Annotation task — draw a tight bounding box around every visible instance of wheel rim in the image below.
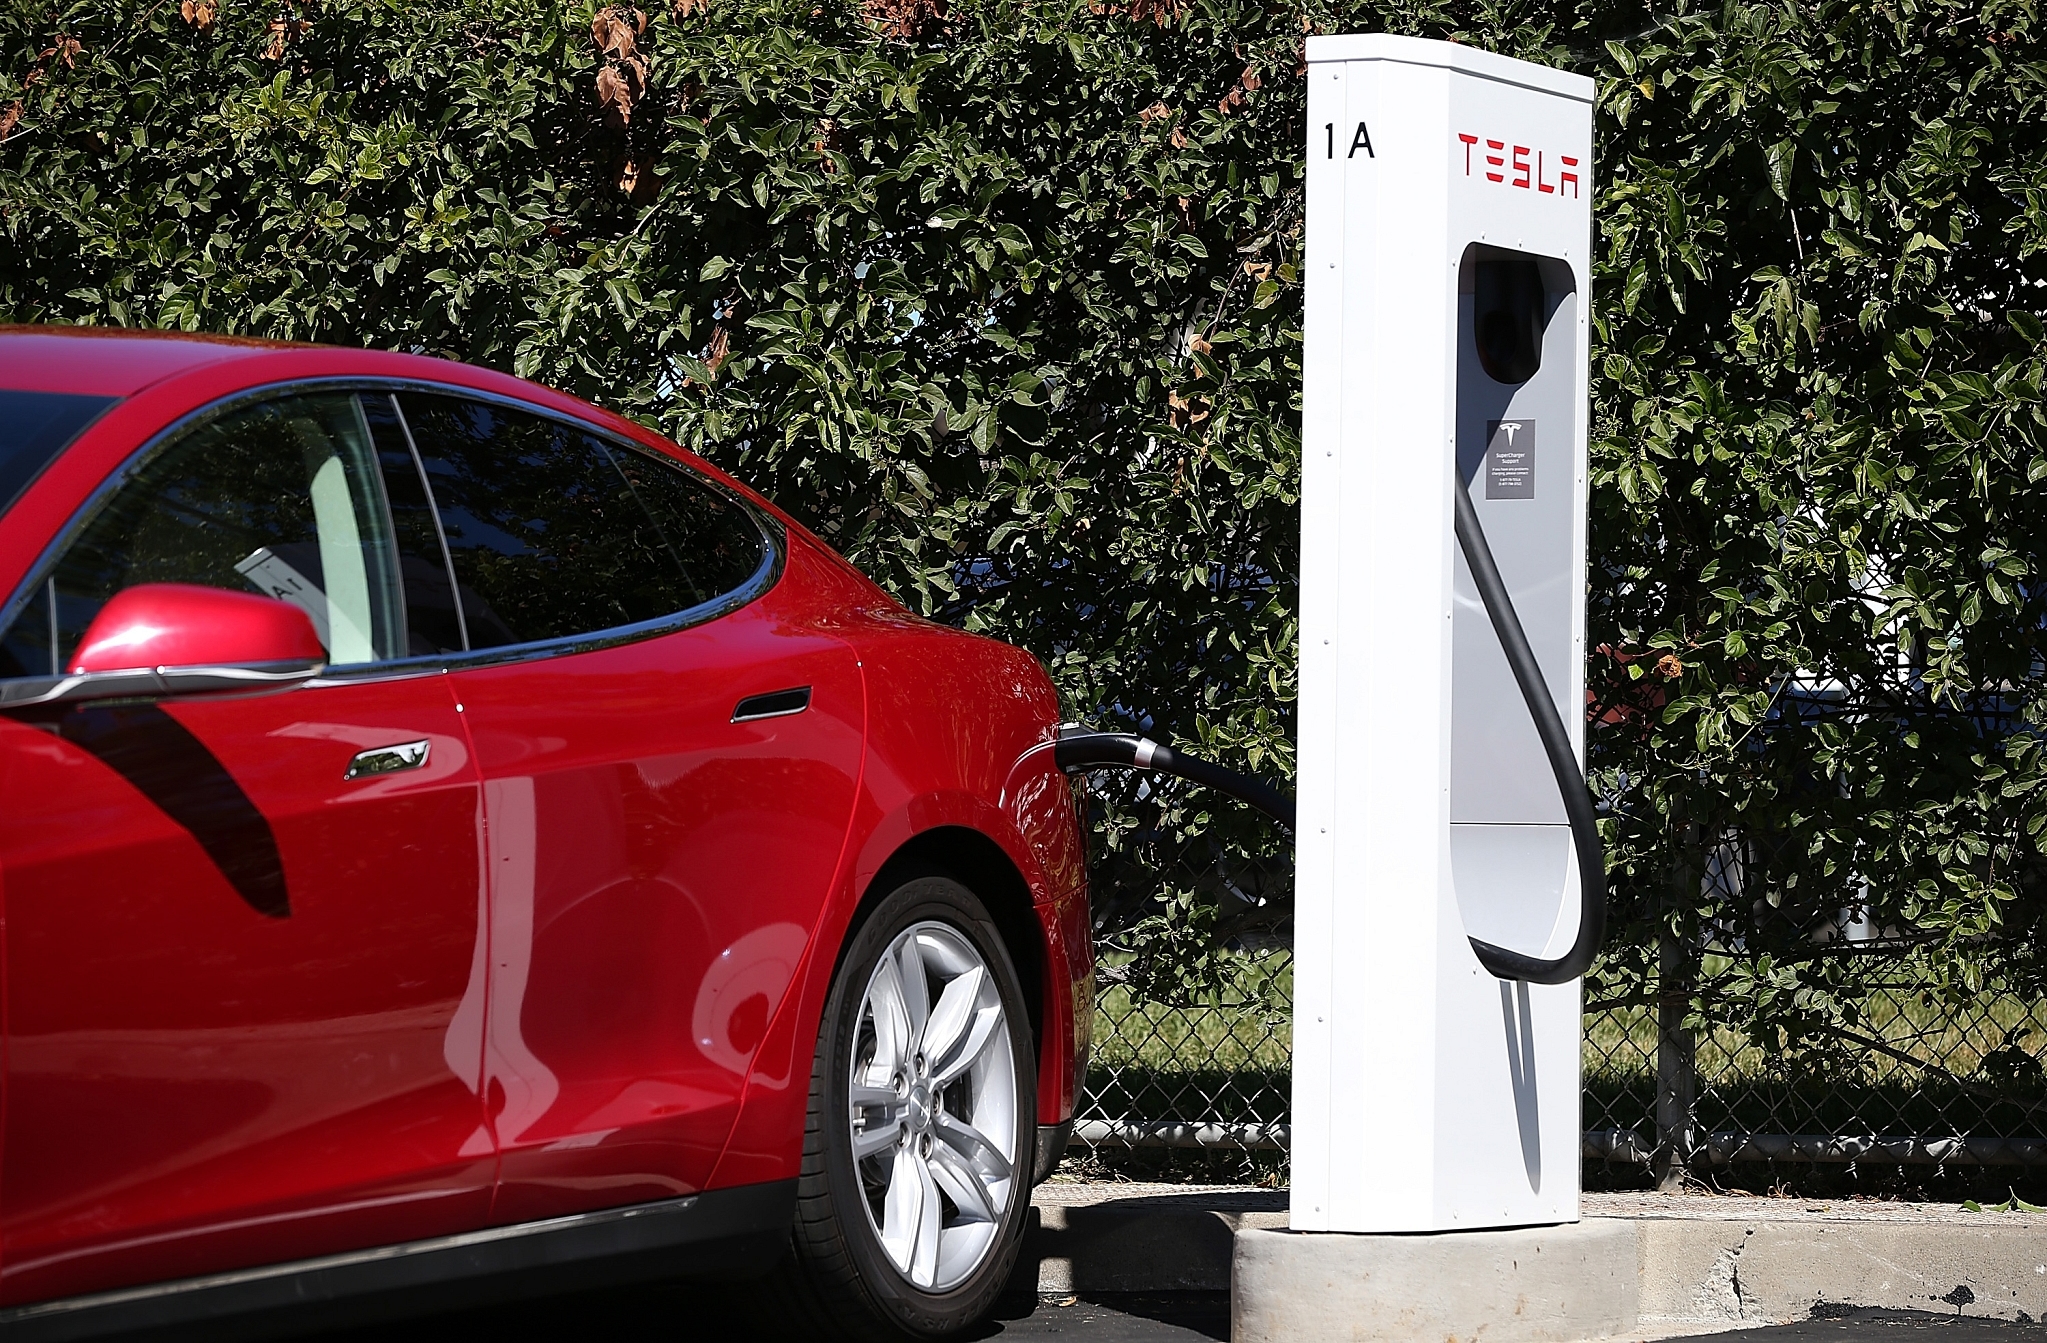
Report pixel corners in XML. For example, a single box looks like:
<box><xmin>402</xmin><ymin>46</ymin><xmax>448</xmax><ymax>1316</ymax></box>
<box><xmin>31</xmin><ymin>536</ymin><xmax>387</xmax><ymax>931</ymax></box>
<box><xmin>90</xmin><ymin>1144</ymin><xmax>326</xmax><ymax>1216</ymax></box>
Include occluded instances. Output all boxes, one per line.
<box><xmin>848</xmin><ymin>920</ymin><xmax>1019</xmax><ymax>1292</ymax></box>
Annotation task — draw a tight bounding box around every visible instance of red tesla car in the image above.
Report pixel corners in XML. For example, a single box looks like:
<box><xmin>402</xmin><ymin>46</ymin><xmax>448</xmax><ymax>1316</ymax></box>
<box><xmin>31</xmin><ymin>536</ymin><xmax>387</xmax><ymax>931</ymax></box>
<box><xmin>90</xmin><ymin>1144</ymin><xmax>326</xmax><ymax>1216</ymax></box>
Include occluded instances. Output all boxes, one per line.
<box><xmin>0</xmin><ymin>326</ymin><xmax>1091</xmax><ymax>1340</ymax></box>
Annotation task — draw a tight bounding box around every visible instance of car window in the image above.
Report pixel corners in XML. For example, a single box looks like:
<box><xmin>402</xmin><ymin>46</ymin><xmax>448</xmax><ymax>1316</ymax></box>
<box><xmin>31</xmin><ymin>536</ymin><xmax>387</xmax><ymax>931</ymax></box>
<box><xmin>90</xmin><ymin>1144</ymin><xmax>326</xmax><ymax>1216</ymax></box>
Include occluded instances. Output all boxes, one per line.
<box><xmin>395</xmin><ymin>392</ymin><xmax>765</xmax><ymax>650</ymax></box>
<box><xmin>0</xmin><ymin>392</ymin><xmax>405</xmax><ymax>677</ymax></box>
<box><xmin>610</xmin><ymin>441</ymin><xmax>770</xmax><ymax>610</ymax></box>
<box><xmin>0</xmin><ymin>390</ymin><xmax>117</xmax><ymax>517</ymax></box>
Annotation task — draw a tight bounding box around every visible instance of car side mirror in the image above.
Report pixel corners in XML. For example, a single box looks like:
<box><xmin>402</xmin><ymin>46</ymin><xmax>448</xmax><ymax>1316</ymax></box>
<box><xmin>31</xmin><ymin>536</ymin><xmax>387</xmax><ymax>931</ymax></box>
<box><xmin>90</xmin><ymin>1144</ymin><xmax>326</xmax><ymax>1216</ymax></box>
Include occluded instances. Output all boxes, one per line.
<box><xmin>1</xmin><ymin>583</ymin><xmax>327</xmax><ymax>710</ymax></box>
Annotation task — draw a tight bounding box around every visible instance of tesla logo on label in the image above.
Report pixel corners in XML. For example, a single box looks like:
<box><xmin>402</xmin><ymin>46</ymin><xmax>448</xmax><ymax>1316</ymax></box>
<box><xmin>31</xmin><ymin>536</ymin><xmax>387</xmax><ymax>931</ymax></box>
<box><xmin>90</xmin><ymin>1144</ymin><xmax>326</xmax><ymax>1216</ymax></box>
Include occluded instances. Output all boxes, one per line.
<box><xmin>1486</xmin><ymin>420</ymin><xmax>1535</xmax><ymax>499</ymax></box>
<box><xmin>1458</xmin><ymin>134</ymin><xmax>1579</xmax><ymax>197</ymax></box>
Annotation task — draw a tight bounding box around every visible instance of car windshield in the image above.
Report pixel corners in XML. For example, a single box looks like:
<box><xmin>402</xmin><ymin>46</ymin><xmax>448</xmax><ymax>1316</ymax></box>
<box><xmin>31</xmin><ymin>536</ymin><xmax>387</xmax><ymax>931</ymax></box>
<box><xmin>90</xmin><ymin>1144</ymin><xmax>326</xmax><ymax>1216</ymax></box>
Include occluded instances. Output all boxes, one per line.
<box><xmin>0</xmin><ymin>390</ymin><xmax>118</xmax><ymax>517</ymax></box>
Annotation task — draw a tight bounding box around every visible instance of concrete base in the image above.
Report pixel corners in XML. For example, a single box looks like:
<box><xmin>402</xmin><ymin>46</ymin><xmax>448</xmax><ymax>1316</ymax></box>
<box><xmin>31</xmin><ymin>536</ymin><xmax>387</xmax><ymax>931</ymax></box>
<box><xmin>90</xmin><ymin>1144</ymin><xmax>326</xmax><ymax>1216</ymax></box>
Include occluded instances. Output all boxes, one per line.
<box><xmin>1233</xmin><ymin>1214</ymin><xmax>2047</xmax><ymax>1341</ymax></box>
<box><xmin>1233</xmin><ymin>1221</ymin><xmax>1637</xmax><ymax>1343</ymax></box>
<box><xmin>1634</xmin><ymin>1218</ymin><xmax>2047</xmax><ymax>1327</ymax></box>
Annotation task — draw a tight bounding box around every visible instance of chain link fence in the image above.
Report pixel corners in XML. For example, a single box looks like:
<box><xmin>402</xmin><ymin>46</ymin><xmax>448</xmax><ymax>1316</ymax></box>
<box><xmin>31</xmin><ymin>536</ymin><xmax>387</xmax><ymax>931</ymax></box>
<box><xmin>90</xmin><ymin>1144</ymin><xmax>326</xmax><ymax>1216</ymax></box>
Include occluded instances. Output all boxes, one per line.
<box><xmin>1071</xmin><ymin>937</ymin><xmax>2047</xmax><ymax>1189</ymax></box>
<box><xmin>1074</xmin><ymin>941</ymin><xmax>1294</xmax><ymax>1161</ymax></box>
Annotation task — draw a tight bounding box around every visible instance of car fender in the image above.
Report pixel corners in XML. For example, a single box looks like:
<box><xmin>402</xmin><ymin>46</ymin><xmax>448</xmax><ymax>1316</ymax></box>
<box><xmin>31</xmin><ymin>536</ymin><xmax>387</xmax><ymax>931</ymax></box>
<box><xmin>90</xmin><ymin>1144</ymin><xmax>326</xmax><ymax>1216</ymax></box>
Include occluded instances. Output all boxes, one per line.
<box><xmin>703</xmin><ymin>621</ymin><xmax>1086</xmax><ymax>1191</ymax></box>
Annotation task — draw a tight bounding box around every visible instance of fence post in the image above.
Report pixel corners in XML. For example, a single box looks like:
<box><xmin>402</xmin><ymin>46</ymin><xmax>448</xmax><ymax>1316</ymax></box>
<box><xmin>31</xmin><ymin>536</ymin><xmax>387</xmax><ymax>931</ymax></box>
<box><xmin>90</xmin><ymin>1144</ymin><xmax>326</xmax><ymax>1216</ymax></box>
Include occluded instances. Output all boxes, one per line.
<box><xmin>1654</xmin><ymin>826</ymin><xmax>1698</xmax><ymax>1191</ymax></box>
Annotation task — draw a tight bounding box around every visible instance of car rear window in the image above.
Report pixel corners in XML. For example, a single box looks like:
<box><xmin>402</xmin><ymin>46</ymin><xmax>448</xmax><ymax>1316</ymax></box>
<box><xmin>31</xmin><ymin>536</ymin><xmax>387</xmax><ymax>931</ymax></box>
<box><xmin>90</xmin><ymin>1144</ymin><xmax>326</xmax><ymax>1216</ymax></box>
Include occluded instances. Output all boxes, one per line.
<box><xmin>0</xmin><ymin>391</ymin><xmax>117</xmax><ymax>516</ymax></box>
<box><xmin>394</xmin><ymin>392</ymin><xmax>771</xmax><ymax>650</ymax></box>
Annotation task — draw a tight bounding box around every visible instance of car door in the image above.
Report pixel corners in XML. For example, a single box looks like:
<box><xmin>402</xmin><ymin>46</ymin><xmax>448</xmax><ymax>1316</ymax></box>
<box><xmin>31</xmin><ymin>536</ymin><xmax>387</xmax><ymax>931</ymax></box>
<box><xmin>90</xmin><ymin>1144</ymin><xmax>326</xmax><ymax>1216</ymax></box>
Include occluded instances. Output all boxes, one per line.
<box><xmin>391</xmin><ymin>391</ymin><xmax>863</xmax><ymax>1222</ymax></box>
<box><xmin>0</xmin><ymin>390</ymin><xmax>494</xmax><ymax>1305</ymax></box>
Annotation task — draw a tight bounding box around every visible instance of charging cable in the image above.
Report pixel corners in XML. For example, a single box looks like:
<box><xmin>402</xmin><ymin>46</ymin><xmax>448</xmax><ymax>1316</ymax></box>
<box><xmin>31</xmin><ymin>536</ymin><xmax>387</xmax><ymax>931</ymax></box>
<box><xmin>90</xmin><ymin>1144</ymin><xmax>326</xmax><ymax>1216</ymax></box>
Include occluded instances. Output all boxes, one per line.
<box><xmin>1053</xmin><ymin>466</ymin><xmax>1605</xmax><ymax>985</ymax></box>
<box><xmin>1053</xmin><ymin>729</ymin><xmax>1294</xmax><ymax>831</ymax></box>
<box><xmin>1452</xmin><ymin>468</ymin><xmax>1606</xmax><ymax>984</ymax></box>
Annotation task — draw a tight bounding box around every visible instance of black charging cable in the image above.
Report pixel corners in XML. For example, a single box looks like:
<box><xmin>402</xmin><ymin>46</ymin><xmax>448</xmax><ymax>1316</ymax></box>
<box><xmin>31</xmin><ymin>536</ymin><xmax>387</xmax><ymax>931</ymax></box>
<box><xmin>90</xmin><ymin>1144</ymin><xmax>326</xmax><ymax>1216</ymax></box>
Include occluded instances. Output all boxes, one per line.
<box><xmin>1053</xmin><ymin>466</ymin><xmax>1605</xmax><ymax>985</ymax></box>
<box><xmin>1053</xmin><ymin>729</ymin><xmax>1295</xmax><ymax>832</ymax></box>
<box><xmin>1452</xmin><ymin>468</ymin><xmax>1606</xmax><ymax>984</ymax></box>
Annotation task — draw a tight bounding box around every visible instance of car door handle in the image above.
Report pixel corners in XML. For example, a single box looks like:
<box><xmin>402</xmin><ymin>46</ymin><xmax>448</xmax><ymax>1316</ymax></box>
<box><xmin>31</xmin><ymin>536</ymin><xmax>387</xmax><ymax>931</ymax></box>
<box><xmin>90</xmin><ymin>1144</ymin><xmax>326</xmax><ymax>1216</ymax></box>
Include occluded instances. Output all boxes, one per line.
<box><xmin>732</xmin><ymin>687</ymin><xmax>811</xmax><ymax>723</ymax></box>
<box><xmin>344</xmin><ymin>739</ymin><xmax>430</xmax><ymax>780</ymax></box>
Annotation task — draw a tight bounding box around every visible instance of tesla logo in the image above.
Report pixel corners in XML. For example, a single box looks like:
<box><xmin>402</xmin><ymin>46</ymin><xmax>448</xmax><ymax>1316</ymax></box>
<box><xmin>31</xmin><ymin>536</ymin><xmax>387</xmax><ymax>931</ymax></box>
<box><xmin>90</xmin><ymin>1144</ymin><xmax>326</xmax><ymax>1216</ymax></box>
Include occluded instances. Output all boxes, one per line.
<box><xmin>1458</xmin><ymin>134</ymin><xmax>1579</xmax><ymax>198</ymax></box>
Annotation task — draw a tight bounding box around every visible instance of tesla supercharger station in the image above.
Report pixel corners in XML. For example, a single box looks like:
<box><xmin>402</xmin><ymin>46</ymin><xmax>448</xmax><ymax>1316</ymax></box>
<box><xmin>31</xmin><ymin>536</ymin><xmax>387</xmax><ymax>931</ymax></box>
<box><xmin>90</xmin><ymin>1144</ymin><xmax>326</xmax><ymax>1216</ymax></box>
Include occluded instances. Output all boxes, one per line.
<box><xmin>1291</xmin><ymin>35</ymin><xmax>1597</xmax><ymax>1234</ymax></box>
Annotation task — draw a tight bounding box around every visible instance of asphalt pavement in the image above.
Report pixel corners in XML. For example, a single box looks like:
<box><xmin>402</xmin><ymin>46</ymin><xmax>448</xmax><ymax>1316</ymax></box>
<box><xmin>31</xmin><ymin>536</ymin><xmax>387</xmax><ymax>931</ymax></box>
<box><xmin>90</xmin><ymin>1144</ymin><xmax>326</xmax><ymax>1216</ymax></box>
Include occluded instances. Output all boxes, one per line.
<box><xmin>315</xmin><ymin>1285</ymin><xmax>1231</xmax><ymax>1341</ymax></box>
<box><xmin>317</xmin><ymin>1283</ymin><xmax>2047</xmax><ymax>1343</ymax></box>
<box><xmin>1694</xmin><ymin>1311</ymin><xmax>2047</xmax><ymax>1343</ymax></box>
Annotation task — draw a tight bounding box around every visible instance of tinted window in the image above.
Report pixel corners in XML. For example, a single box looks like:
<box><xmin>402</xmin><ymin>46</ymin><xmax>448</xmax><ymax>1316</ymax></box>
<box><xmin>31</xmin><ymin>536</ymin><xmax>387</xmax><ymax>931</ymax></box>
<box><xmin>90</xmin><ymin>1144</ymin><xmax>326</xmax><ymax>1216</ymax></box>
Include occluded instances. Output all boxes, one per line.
<box><xmin>396</xmin><ymin>393</ymin><xmax>763</xmax><ymax>649</ymax></box>
<box><xmin>0</xmin><ymin>390</ymin><xmax>116</xmax><ymax>516</ymax></box>
<box><xmin>358</xmin><ymin>393</ymin><xmax>467</xmax><ymax>656</ymax></box>
<box><xmin>0</xmin><ymin>393</ymin><xmax>404</xmax><ymax>677</ymax></box>
<box><xmin>611</xmin><ymin>443</ymin><xmax>769</xmax><ymax>609</ymax></box>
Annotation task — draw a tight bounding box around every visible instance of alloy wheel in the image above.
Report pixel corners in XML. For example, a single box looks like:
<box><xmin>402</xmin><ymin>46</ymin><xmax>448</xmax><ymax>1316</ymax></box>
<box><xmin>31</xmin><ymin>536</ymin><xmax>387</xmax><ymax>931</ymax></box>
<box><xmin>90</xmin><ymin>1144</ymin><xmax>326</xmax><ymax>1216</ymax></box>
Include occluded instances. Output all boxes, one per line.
<box><xmin>846</xmin><ymin>919</ymin><xmax>1020</xmax><ymax>1293</ymax></box>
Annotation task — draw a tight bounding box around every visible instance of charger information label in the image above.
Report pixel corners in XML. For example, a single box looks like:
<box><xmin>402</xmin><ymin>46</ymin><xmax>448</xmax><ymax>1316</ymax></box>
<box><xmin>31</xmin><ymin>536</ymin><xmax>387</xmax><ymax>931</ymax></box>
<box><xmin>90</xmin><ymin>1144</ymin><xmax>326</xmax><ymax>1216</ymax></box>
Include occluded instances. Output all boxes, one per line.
<box><xmin>1485</xmin><ymin>420</ymin><xmax>1535</xmax><ymax>499</ymax></box>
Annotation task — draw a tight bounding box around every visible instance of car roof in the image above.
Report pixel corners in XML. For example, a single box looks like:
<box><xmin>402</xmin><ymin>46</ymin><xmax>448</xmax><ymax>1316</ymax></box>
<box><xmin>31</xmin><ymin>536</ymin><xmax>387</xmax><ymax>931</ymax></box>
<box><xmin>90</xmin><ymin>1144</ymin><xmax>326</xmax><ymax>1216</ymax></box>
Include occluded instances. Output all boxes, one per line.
<box><xmin>0</xmin><ymin>324</ymin><xmax>304</xmax><ymax>398</ymax></box>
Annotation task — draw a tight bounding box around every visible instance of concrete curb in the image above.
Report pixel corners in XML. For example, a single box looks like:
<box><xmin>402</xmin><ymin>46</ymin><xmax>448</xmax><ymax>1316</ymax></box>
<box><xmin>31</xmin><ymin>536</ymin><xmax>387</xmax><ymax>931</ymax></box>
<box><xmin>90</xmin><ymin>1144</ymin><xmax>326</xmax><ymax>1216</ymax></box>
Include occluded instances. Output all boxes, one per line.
<box><xmin>1021</xmin><ymin>1185</ymin><xmax>2047</xmax><ymax>1339</ymax></box>
<box><xmin>1234</xmin><ymin>1217</ymin><xmax>2047</xmax><ymax>1341</ymax></box>
<box><xmin>1634</xmin><ymin>1217</ymin><xmax>2047</xmax><ymax>1326</ymax></box>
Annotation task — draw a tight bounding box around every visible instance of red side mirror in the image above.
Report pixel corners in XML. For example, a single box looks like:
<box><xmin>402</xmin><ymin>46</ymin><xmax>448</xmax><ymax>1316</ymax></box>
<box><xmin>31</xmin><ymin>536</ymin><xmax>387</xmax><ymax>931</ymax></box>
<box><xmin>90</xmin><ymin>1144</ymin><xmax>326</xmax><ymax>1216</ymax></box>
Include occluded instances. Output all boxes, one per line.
<box><xmin>71</xmin><ymin>583</ymin><xmax>327</xmax><ymax>674</ymax></box>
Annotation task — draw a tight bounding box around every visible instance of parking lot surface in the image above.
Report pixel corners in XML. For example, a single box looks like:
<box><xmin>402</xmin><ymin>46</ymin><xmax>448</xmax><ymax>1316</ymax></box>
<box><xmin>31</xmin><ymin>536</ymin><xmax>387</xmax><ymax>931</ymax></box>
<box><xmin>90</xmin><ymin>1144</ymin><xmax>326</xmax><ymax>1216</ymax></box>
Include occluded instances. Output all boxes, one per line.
<box><xmin>312</xmin><ymin>1287</ymin><xmax>2047</xmax><ymax>1343</ymax></box>
<box><xmin>1691</xmin><ymin>1310</ymin><xmax>2047</xmax><ymax>1342</ymax></box>
<box><xmin>315</xmin><ymin>1285</ymin><xmax>1231</xmax><ymax>1341</ymax></box>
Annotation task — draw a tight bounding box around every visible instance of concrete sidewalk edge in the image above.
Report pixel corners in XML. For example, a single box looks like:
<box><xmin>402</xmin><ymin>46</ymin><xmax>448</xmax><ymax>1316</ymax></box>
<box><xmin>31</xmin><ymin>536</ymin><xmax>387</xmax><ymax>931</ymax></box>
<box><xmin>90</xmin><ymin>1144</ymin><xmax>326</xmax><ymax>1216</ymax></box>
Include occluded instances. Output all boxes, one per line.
<box><xmin>1233</xmin><ymin>1217</ymin><xmax>2047</xmax><ymax>1342</ymax></box>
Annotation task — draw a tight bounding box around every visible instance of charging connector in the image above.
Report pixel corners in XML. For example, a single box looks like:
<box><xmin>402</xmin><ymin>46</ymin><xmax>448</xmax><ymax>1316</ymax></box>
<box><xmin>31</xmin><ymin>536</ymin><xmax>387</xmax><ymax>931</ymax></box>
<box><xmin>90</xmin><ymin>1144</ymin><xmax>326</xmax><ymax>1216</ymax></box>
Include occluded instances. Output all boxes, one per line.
<box><xmin>1053</xmin><ymin>728</ymin><xmax>1294</xmax><ymax>831</ymax></box>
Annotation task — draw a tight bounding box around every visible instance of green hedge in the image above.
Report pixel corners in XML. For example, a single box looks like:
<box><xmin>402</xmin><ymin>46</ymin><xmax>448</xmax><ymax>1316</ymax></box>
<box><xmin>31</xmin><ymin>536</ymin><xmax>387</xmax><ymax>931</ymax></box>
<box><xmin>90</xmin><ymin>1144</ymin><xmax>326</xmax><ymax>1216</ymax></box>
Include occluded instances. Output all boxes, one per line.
<box><xmin>4</xmin><ymin>0</ymin><xmax>2046</xmax><ymax>1034</ymax></box>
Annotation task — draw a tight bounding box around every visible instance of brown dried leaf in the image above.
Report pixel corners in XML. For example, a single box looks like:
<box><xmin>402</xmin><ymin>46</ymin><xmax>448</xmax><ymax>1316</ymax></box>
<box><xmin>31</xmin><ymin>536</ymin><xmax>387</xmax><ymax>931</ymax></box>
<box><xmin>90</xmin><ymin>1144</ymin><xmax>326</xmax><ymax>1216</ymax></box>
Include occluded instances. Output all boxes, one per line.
<box><xmin>592</xmin><ymin>6</ymin><xmax>646</xmax><ymax>55</ymax></box>
<box><xmin>180</xmin><ymin>0</ymin><xmax>218</xmax><ymax>32</ymax></box>
<box><xmin>616</xmin><ymin>153</ymin><xmax>660</xmax><ymax>201</ymax></box>
<box><xmin>1138</xmin><ymin>101</ymin><xmax>1171</xmax><ymax>123</ymax></box>
<box><xmin>1654</xmin><ymin>654</ymin><xmax>1685</xmax><ymax>679</ymax></box>
<box><xmin>1169</xmin><ymin>125</ymin><xmax>1188</xmax><ymax>150</ymax></box>
<box><xmin>861</xmin><ymin>0</ymin><xmax>944</xmax><ymax>42</ymax></box>
<box><xmin>1167</xmin><ymin>390</ymin><xmax>1210</xmax><ymax>428</ymax></box>
<box><xmin>597</xmin><ymin>66</ymin><xmax>637</xmax><ymax>129</ymax></box>
<box><xmin>703</xmin><ymin>325</ymin><xmax>730</xmax><ymax>375</ymax></box>
<box><xmin>0</xmin><ymin>101</ymin><xmax>21</xmax><ymax>142</ymax></box>
<box><xmin>672</xmin><ymin>0</ymin><xmax>709</xmax><ymax>17</ymax></box>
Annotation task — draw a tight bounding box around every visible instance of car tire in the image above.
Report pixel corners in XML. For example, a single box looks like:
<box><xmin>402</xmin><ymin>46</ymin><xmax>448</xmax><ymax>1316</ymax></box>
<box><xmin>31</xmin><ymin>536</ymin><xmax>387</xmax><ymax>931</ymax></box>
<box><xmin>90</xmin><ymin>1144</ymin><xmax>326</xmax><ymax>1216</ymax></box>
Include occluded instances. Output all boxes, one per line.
<box><xmin>775</xmin><ymin>875</ymin><xmax>1036</xmax><ymax>1341</ymax></box>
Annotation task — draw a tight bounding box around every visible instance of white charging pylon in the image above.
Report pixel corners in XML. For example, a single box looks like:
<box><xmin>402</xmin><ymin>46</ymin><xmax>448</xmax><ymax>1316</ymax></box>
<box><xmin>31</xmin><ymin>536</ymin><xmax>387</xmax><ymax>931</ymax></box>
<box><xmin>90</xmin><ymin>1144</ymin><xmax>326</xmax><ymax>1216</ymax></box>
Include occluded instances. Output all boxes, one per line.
<box><xmin>1291</xmin><ymin>35</ymin><xmax>1596</xmax><ymax>1233</ymax></box>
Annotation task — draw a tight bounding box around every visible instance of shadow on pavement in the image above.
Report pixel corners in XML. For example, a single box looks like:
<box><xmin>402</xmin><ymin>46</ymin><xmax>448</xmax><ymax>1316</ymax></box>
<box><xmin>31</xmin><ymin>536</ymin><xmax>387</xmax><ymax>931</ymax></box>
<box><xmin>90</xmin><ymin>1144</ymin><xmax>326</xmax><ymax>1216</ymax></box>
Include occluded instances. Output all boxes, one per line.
<box><xmin>979</xmin><ymin>1291</ymin><xmax>1229</xmax><ymax>1340</ymax></box>
<box><xmin>310</xmin><ymin>1282</ymin><xmax>1229</xmax><ymax>1342</ymax></box>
